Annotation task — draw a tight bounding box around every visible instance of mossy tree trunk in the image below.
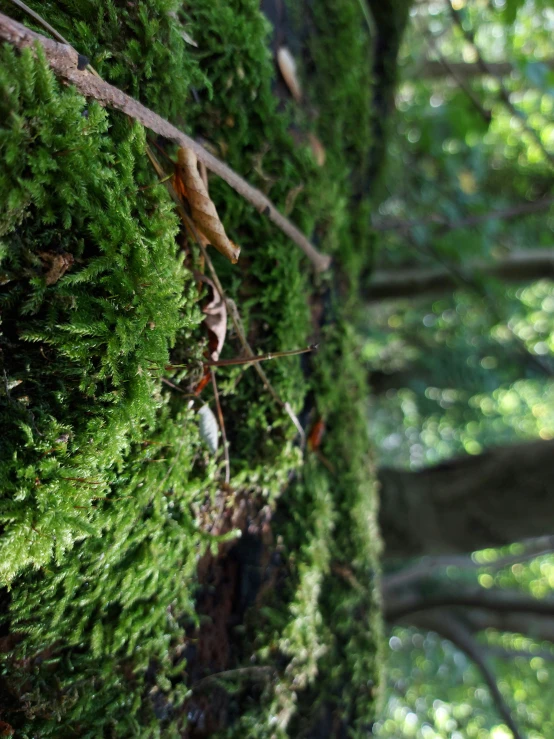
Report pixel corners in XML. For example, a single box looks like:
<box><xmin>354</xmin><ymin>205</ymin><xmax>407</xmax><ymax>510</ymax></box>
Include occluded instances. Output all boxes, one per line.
<box><xmin>378</xmin><ymin>438</ymin><xmax>554</xmax><ymax>558</ymax></box>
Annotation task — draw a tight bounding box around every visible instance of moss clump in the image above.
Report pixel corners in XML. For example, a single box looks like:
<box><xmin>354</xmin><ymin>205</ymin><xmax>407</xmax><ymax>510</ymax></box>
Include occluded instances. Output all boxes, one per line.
<box><xmin>0</xmin><ymin>44</ymin><xmax>204</xmax><ymax>582</ymax></box>
<box><xmin>0</xmin><ymin>0</ymin><xmax>396</xmax><ymax>733</ymax></box>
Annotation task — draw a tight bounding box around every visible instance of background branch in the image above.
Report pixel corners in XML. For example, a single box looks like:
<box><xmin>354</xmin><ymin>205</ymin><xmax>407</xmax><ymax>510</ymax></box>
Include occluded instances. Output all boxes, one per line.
<box><xmin>409</xmin><ymin>611</ymin><xmax>524</xmax><ymax>739</ymax></box>
<box><xmin>383</xmin><ymin>535</ymin><xmax>554</xmax><ymax>593</ymax></box>
<box><xmin>448</xmin><ymin>1</ymin><xmax>554</xmax><ymax>168</ymax></box>
<box><xmin>372</xmin><ymin>197</ymin><xmax>554</xmax><ymax>233</ymax></box>
<box><xmin>386</xmin><ymin>585</ymin><xmax>554</xmax><ymax>622</ymax></box>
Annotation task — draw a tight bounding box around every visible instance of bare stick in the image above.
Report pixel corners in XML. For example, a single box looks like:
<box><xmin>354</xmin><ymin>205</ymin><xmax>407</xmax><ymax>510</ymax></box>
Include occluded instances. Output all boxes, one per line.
<box><xmin>0</xmin><ymin>12</ymin><xmax>330</xmax><ymax>272</ymax></box>
<box><xmin>210</xmin><ymin>368</ymin><xmax>230</xmax><ymax>484</ymax></box>
<box><xmin>147</xmin><ymin>148</ymin><xmax>307</xmax><ymax>446</ymax></box>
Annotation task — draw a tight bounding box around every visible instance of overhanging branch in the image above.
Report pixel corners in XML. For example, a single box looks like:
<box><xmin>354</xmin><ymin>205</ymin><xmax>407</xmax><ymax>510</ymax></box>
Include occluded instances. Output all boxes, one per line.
<box><xmin>0</xmin><ymin>12</ymin><xmax>331</xmax><ymax>272</ymax></box>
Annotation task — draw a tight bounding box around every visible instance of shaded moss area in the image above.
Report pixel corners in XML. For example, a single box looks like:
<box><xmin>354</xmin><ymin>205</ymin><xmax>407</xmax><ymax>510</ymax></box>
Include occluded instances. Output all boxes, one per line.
<box><xmin>0</xmin><ymin>0</ymin><xmax>402</xmax><ymax>734</ymax></box>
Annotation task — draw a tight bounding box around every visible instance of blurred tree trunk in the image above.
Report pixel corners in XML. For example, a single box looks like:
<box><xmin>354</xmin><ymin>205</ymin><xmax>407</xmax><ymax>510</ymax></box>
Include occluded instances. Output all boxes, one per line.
<box><xmin>421</xmin><ymin>59</ymin><xmax>554</xmax><ymax>79</ymax></box>
<box><xmin>367</xmin><ymin>249</ymin><xmax>554</xmax><ymax>302</ymax></box>
<box><xmin>379</xmin><ymin>438</ymin><xmax>554</xmax><ymax>558</ymax></box>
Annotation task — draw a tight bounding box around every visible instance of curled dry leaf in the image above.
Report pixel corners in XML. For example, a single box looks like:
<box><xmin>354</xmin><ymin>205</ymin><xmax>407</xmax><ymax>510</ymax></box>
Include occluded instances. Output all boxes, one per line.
<box><xmin>277</xmin><ymin>47</ymin><xmax>302</xmax><ymax>103</ymax></box>
<box><xmin>177</xmin><ymin>147</ymin><xmax>240</xmax><ymax>263</ymax></box>
<box><xmin>198</xmin><ymin>274</ymin><xmax>227</xmax><ymax>361</ymax></box>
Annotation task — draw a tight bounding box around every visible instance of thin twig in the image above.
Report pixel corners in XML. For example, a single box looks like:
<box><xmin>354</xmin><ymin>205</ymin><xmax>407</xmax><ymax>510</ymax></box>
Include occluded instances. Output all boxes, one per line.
<box><xmin>0</xmin><ymin>12</ymin><xmax>330</xmax><ymax>272</ymax></box>
<box><xmin>205</xmin><ymin>344</ymin><xmax>317</xmax><ymax>367</ymax></box>
<box><xmin>210</xmin><ymin>368</ymin><xmax>230</xmax><ymax>484</ymax></box>
<box><xmin>356</xmin><ymin>0</ymin><xmax>377</xmax><ymax>39</ymax></box>
<box><xmin>146</xmin><ymin>148</ymin><xmax>307</xmax><ymax>447</ymax></box>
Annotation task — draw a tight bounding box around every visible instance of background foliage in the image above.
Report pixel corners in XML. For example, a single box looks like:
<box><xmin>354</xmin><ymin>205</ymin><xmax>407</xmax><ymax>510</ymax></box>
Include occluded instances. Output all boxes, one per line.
<box><xmin>367</xmin><ymin>1</ymin><xmax>554</xmax><ymax>737</ymax></box>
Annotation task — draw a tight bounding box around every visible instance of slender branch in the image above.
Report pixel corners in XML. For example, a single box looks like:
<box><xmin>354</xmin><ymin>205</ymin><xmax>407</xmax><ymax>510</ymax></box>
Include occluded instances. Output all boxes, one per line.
<box><xmin>368</xmin><ymin>246</ymin><xmax>554</xmax><ymax>375</ymax></box>
<box><xmin>410</xmin><ymin>612</ymin><xmax>524</xmax><ymax>739</ymax></box>
<box><xmin>373</xmin><ymin>197</ymin><xmax>554</xmax><ymax>233</ymax></box>
<box><xmin>468</xmin><ymin>609</ymin><xmax>554</xmax><ymax>646</ymax></box>
<box><xmin>0</xmin><ymin>12</ymin><xmax>331</xmax><ymax>272</ymax></box>
<box><xmin>448</xmin><ymin>1</ymin><xmax>554</xmax><ymax>168</ymax></box>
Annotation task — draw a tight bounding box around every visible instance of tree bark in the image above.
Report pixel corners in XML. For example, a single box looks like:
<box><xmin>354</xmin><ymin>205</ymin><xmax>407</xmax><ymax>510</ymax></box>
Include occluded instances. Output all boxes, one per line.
<box><xmin>367</xmin><ymin>249</ymin><xmax>554</xmax><ymax>302</ymax></box>
<box><xmin>378</xmin><ymin>438</ymin><xmax>554</xmax><ymax>558</ymax></box>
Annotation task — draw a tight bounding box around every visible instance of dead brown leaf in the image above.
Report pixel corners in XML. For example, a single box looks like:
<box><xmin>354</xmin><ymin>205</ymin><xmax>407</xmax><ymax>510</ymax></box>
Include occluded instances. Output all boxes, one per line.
<box><xmin>177</xmin><ymin>147</ymin><xmax>240</xmax><ymax>263</ymax></box>
<box><xmin>198</xmin><ymin>274</ymin><xmax>227</xmax><ymax>361</ymax></box>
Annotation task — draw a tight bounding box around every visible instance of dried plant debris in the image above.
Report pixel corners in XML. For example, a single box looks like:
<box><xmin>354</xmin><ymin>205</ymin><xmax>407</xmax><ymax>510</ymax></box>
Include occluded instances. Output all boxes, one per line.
<box><xmin>201</xmin><ymin>279</ymin><xmax>227</xmax><ymax>362</ymax></box>
<box><xmin>177</xmin><ymin>147</ymin><xmax>240</xmax><ymax>263</ymax></box>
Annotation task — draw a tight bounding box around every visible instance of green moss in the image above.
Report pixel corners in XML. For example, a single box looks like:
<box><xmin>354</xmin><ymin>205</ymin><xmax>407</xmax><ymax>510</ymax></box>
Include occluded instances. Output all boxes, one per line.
<box><xmin>0</xmin><ymin>44</ymin><xmax>204</xmax><ymax>582</ymax></box>
<box><xmin>0</xmin><ymin>0</ymin><xmax>402</xmax><ymax>733</ymax></box>
<box><xmin>0</xmin><ymin>0</ymin><xmax>208</xmax><ymax>121</ymax></box>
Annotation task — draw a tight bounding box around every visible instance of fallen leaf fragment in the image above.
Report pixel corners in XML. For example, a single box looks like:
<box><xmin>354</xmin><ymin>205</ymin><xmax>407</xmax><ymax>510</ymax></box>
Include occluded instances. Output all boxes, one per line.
<box><xmin>198</xmin><ymin>274</ymin><xmax>227</xmax><ymax>361</ymax></box>
<box><xmin>177</xmin><ymin>147</ymin><xmax>240</xmax><ymax>263</ymax></box>
<box><xmin>277</xmin><ymin>47</ymin><xmax>302</xmax><ymax>102</ymax></box>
